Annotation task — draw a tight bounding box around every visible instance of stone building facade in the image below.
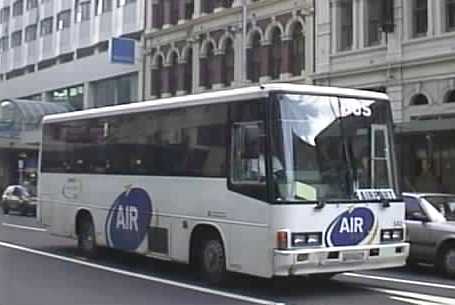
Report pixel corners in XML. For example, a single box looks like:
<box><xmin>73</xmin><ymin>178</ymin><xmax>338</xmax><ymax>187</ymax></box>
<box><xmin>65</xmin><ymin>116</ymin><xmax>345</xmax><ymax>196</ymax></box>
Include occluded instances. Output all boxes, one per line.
<box><xmin>314</xmin><ymin>0</ymin><xmax>455</xmax><ymax>193</ymax></box>
<box><xmin>141</xmin><ymin>0</ymin><xmax>313</xmax><ymax>100</ymax></box>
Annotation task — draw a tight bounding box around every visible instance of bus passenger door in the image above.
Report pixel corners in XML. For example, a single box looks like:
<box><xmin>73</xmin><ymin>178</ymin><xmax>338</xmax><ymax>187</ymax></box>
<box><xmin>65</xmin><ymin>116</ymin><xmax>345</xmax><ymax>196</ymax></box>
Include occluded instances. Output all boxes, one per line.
<box><xmin>227</xmin><ymin>120</ymin><xmax>271</xmax><ymax>277</ymax></box>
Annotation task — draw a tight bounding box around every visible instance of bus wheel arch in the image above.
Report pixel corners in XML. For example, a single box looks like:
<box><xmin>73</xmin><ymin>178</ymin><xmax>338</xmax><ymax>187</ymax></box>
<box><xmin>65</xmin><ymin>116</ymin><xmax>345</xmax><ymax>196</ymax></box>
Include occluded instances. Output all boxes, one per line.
<box><xmin>75</xmin><ymin>209</ymin><xmax>98</xmax><ymax>257</ymax></box>
<box><xmin>189</xmin><ymin>223</ymin><xmax>228</xmax><ymax>284</ymax></box>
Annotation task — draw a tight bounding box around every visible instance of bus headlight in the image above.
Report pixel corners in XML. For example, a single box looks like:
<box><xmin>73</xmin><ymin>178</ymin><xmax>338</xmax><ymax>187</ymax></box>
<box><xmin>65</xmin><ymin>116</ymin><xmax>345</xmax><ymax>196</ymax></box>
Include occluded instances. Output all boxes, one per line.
<box><xmin>291</xmin><ymin>232</ymin><xmax>323</xmax><ymax>247</ymax></box>
<box><xmin>381</xmin><ymin>229</ymin><xmax>403</xmax><ymax>242</ymax></box>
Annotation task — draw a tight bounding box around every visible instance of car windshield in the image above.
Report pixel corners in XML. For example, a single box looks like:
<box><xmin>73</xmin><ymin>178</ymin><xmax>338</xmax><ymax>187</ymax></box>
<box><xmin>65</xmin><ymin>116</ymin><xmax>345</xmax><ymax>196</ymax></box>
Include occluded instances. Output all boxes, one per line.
<box><xmin>271</xmin><ymin>94</ymin><xmax>397</xmax><ymax>202</ymax></box>
<box><xmin>424</xmin><ymin>196</ymin><xmax>455</xmax><ymax>221</ymax></box>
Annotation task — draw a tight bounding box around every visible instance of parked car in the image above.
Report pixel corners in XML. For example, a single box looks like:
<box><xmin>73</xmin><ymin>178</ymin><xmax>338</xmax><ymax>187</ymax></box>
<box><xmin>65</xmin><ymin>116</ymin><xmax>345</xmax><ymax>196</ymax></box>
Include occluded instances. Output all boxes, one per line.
<box><xmin>403</xmin><ymin>193</ymin><xmax>455</xmax><ymax>277</ymax></box>
<box><xmin>1</xmin><ymin>185</ymin><xmax>37</xmax><ymax>216</ymax></box>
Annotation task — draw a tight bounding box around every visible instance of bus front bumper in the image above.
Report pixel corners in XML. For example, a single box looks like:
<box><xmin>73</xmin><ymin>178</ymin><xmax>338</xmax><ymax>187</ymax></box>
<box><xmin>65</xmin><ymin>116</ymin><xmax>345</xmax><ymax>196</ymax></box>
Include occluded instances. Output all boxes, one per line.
<box><xmin>273</xmin><ymin>242</ymin><xmax>409</xmax><ymax>276</ymax></box>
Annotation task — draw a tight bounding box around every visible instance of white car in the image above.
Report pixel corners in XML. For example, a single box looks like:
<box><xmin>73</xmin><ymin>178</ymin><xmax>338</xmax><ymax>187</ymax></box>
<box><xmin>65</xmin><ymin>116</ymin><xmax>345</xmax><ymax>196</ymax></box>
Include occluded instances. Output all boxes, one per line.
<box><xmin>403</xmin><ymin>193</ymin><xmax>455</xmax><ymax>277</ymax></box>
<box><xmin>1</xmin><ymin>185</ymin><xmax>37</xmax><ymax>216</ymax></box>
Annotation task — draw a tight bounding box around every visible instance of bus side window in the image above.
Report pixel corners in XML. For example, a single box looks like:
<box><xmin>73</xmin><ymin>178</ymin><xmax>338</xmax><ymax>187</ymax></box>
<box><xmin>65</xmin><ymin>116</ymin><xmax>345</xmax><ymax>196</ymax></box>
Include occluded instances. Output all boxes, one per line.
<box><xmin>231</xmin><ymin>122</ymin><xmax>265</xmax><ymax>183</ymax></box>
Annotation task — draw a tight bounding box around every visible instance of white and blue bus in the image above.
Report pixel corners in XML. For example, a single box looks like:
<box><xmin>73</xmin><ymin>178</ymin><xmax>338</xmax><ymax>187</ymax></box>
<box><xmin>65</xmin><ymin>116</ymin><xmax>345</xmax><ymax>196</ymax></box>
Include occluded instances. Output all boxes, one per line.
<box><xmin>38</xmin><ymin>84</ymin><xmax>409</xmax><ymax>283</ymax></box>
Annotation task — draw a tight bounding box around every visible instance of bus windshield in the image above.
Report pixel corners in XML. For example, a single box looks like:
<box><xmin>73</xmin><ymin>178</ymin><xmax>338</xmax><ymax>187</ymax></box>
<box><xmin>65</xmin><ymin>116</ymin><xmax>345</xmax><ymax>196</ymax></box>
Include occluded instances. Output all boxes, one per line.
<box><xmin>271</xmin><ymin>94</ymin><xmax>396</xmax><ymax>202</ymax></box>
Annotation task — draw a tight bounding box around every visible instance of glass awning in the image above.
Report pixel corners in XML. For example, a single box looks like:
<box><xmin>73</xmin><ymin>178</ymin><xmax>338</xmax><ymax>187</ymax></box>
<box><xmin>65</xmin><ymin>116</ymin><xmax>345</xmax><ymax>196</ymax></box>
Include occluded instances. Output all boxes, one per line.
<box><xmin>0</xmin><ymin>99</ymin><xmax>72</xmax><ymax>136</ymax></box>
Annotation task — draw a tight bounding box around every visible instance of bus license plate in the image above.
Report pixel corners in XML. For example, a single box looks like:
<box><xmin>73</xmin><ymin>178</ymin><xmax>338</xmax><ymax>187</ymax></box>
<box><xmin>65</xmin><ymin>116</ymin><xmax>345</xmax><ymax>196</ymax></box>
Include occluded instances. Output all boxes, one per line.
<box><xmin>343</xmin><ymin>251</ymin><xmax>365</xmax><ymax>262</ymax></box>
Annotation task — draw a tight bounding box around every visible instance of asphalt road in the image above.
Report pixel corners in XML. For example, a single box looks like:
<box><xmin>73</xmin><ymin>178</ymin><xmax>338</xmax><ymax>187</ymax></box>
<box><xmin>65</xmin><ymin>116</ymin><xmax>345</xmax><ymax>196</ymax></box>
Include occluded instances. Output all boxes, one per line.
<box><xmin>0</xmin><ymin>212</ymin><xmax>454</xmax><ymax>305</ymax></box>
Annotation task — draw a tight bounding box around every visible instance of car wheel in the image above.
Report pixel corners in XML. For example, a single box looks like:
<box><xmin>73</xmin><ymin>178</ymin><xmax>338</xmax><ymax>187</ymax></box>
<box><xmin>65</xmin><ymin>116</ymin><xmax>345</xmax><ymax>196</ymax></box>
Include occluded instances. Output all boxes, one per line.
<box><xmin>441</xmin><ymin>247</ymin><xmax>455</xmax><ymax>278</ymax></box>
<box><xmin>2</xmin><ymin>205</ymin><xmax>9</xmax><ymax>215</ymax></box>
<box><xmin>77</xmin><ymin>217</ymin><xmax>98</xmax><ymax>258</ymax></box>
<box><xmin>200</xmin><ymin>237</ymin><xmax>227</xmax><ymax>285</ymax></box>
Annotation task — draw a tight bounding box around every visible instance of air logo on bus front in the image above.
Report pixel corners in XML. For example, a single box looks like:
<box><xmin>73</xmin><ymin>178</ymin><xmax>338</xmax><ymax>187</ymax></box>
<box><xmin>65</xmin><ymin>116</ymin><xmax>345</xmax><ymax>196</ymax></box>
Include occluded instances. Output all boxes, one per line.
<box><xmin>325</xmin><ymin>207</ymin><xmax>377</xmax><ymax>247</ymax></box>
<box><xmin>105</xmin><ymin>186</ymin><xmax>152</xmax><ymax>251</ymax></box>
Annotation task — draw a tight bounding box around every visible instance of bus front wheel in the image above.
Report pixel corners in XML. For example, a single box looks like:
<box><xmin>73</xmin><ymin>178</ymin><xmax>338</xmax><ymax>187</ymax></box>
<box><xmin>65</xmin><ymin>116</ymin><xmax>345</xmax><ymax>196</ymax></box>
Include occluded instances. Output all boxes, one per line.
<box><xmin>77</xmin><ymin>215</ymin><xmax>98</xmax><ymax>258</ymax></box>
<box><xmin>200</xmin><ymin>237</ymin><xmax>227</xmax><ymax>285</ymax></box>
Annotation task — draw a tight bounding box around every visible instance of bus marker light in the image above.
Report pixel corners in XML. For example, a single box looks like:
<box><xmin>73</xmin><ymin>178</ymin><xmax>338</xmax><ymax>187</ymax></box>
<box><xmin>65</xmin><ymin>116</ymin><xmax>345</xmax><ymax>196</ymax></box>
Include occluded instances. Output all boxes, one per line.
<box><xmin>277</xmin><ymin>231</ymin><xmax>288</xmax><ymax>250</ymax></box>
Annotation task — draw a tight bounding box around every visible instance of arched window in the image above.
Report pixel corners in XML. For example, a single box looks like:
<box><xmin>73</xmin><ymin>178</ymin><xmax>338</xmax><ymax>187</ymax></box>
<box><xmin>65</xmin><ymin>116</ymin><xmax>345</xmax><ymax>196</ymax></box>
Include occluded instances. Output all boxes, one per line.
<box><xmin>184</xmin><ymin>48</ymin><xmax>193</xmax><ymax>94</ymax></box>
<box><xmin>223</xmin><ymin>38</ymin><xmax>234</xmax><ymax>87</ymax></box>
<box><xmin>247</xmin><ymin>32</ymin><xmax>261</xmax><ymax>82</ymax></box>
<box><xmin>444</xmin><ymin>90</ymin><xmax>455</xmax><ymax>103</ymax></box>
<box><xmin>184</xmin><ymin>0</ymin><xmax>194</xmax><ymax>20</ymax></box>
<box><xmin>222</xmin><ymin>0</ymin><xmax>234</xmax><ymax>8</ymax></box>
<box><xmin>270</xmin><ymin>27</ymin><xmax>282</xmax><ymax>79</ymax></box>
<box><xmin>152</xmin><ymin>0</ymin><xmax>165</xmax><ymax>28</ymax></box>
<box><xmin>201</xmin><ymin>42</ymin><xmax>215</xmax><ymax>89</ymax></box>
<box><xmin>291</xmin><ymin>22</ymin><xmax>305</xmax><ymax>76</ymax></box>
<box><xmin>411</xmin><ymin>94</ymin><xmax>429</xmax><ymax>105</ymax></box>
<box><xmin>201</xmin><ymin>0</ymin><xmax>215</xmax><ymax>14</ymax></box>
<box><xmin>169</xmin><ymin>52</ymin><xmax>178</xmax><ymax>96</ymax></box>
<box><xmin>152</xmin><ymin>55</ymin><xmax>163</xmax><ymax>98</ymax></box>
<box><xmin>170</xmin><ymin>0</ymin><xmax>179</xmax><ymax>25</ymax></box>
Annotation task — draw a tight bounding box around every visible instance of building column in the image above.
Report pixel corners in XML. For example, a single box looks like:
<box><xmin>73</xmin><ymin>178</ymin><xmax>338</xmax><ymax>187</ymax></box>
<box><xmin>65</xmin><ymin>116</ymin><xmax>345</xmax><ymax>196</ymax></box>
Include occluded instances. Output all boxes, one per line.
<box><xmin>386</xmin><ymin>0</ymin><xmax>403</xmax><ymax>61</ymax></box>
<box><xmin>138</xmin><ymin>39</ymin><xmax>147</xmax><ymax>101</ymax></box>
<box><xmin>212</xmin><ymin>50</ymin><xmax>225</xmax><ymax>89</ymax></box>
<box><xmin>358</xmin><ymin>0</ymin><xmax>365</xmax><ymax>49</ymax></box>
<box><xmin>193</xmin><ymin>0</ymin><xmax>201</xmax><ymax>18</ymax></box>
<box><xmin>403</xmin><ymin>0</ymin><xmax>412</xmax><ymax>39</ymax></box>
<box><xmin>428</xmin><ymin>0</ymin><xmax>435</xmax><ymax>36</ymax></box>
<box><xmin>315</xmin><ymin>0</ymin><xmax>331</xmax><ymax>75</ymax></box>
<box><xmin>259</xmin><ymin>43</ymin><xmax>271</xmax><ymax>83</ymax></box>
<box><xmin>234</xmin><ymin>32</ymin><xmax>245</xmax><ymax>86</ymax></box>
<box><xmin>332</xmin><ymin>0</ymin><xmax>341</xmax><ymax>53</ymax></box>
<box><xmin>434</xmin><ymin>0</ymin><xmax>444</xmax><ymax>35</ymax></box>
<box><xmin>280</xmin><ymin>37</ymin><xmax>292</xmax><ymax>80</ymax></box>
<box><xmin>387</xmin><ymin>85</ymin><xmax>405</xmax><ymax>124</ymax></box>
<box><xmin>176</xmin><ymin>62</ymin><xmax>187</xmax><ymax>96</ymax></box>
<box><xmin>83</xmin><ymin>82</ymin><xmax>94</xmax><ymax>109</ymax></box>
<box><xmin>193</xmin><ymin>42</ymin><xmax>202</xmax><ymax>92</ymax></box>
<box><xmin>352</xmin><ymin>0</ymin><xmax>360</xmax><ymax>50</ymax></box>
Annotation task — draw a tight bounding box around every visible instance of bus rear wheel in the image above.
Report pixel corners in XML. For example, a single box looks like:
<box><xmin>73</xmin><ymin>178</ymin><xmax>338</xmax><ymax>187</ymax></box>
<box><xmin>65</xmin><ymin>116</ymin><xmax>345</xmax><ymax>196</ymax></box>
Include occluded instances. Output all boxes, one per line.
<box><xmin>200</xmin><ymin>237</ymin><xmax>227</xmax><ymax>285</ymax></box>
<box><xmin>77</xmin><ymin>216</ymin><xmax>98</xmax><ymax>258</ymax></box>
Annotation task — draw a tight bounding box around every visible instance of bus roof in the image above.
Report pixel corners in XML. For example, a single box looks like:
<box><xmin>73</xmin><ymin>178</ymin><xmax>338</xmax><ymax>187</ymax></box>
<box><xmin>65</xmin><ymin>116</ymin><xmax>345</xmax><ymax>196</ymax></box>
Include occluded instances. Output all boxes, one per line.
<box><xmin>42</xmin><ymin>83</ymin><xmax>389</xmax><ymax>124</ymax></box>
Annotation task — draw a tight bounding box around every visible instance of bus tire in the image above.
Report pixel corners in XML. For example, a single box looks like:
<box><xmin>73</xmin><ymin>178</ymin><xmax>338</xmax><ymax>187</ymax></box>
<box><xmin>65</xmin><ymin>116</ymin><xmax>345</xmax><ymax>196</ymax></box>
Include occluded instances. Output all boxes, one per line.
<box><xmin>200</xmin><ymin>236</ymin><xmax>227</xmax><ymax>285</ymax></box>
<box><xmin>77</xmin><ymin>215</ymin><xmax>98</xmax><ymax>258</ymax></box>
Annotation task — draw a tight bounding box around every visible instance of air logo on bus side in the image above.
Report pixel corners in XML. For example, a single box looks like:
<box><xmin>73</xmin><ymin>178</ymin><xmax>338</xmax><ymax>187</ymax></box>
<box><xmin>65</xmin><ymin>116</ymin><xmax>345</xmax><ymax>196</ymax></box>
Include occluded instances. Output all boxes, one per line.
<box><xmin>325</xmin><ymin>207</ymin><xmax>377</xmax><ymax>247</ymax></box>
<box><xmin>105</xmin><ymin>187</ymin><xmax>152</xmax><ymax>251</ymax></box>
